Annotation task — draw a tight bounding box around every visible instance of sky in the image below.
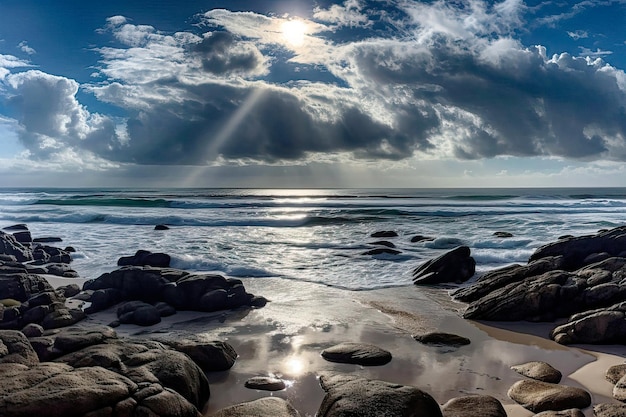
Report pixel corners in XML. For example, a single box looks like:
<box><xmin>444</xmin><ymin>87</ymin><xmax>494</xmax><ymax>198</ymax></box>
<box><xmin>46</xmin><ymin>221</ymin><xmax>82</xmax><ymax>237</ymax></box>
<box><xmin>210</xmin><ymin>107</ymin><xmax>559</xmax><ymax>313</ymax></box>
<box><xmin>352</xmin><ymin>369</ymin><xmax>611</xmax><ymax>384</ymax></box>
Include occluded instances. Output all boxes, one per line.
<box><xmin>1</xmin><ymin>0</ymin><xmax>626</xmax><ymax>188</ymax></box>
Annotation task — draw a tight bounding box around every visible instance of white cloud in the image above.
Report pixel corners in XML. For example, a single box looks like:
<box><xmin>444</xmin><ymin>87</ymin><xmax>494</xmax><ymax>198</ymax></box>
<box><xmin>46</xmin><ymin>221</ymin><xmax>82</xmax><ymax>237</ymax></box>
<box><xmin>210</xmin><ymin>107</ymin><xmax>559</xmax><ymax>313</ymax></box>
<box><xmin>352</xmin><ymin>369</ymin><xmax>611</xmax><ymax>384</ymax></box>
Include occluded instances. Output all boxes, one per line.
<box><xmin>18</xmin><ymin>41</ymin><xmax>36</xmax><ymax>55</ymax></box>
<box><xmin>567</xmin><ymin>30</ymin><xmax>589</xmax><ymax>40</ymax></box>
<box><xmin>578</xmin><ymin>46</ymin><xmax>613</xmax><ymax>58</ymax></box>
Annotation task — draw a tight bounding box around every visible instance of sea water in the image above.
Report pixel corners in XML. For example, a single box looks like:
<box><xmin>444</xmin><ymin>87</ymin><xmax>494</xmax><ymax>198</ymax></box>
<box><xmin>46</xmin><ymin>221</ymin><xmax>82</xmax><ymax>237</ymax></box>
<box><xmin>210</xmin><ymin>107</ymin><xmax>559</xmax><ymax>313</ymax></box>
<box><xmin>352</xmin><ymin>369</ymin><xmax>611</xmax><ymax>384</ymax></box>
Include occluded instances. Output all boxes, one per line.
<box><xmin>1</xmin><ymin>187</ymin><xmax>625</xmax><ymax>290</ymax></box>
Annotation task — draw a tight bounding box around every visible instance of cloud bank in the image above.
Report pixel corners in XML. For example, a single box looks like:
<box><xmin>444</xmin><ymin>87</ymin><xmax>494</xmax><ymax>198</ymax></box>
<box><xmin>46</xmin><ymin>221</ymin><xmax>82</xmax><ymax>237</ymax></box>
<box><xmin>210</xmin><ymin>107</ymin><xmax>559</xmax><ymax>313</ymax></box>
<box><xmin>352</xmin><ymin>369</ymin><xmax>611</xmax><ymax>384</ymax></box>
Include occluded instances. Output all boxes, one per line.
<box><xmin>2</xmin><ymin>0</ymin><xmax>626</xmax><ymax>172</ymax></box>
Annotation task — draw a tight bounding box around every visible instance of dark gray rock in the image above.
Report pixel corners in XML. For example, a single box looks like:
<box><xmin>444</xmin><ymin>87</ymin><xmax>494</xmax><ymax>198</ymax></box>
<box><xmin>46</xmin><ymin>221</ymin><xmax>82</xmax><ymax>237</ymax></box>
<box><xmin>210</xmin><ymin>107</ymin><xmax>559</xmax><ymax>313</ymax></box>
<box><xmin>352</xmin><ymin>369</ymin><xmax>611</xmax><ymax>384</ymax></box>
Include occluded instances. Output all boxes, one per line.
<box><xmin>154</xmin><ymin>224</ymin><xmax>170</xmax><ymax>230</ymax></box>
<box><xmin>371</xmin><ymin>231</ymin><xmax>398</xmax><ymax>238</ymax></box>
<box><xmin>117</xmin><ymin>301</ymin><xmax>162</xmax><ymax>326</ymax></box>
<box><xmin>0</xmin><ymin>231</ymin><xmax>32</xmax><ymax>262</ymax></box>
<box><xmin>321</xmin><ymin>342</ymin><xmax>392</xmax><ymax>366</ymax></box>
<box><xmin>413</xmin><ymin>246</ymin><xmax>476</xmax><ymax>285</ymax></box>
<box><xmin>493</xmin><ymin>231</ymin><xmax>513</xmax><ymax>238</ymax></box>
<box><xmin>362</xmin><ymin>247</ymin><xmax>402</xmax><ymax>256</ymax></box>
<box><xmin>33</xmin><ymin>237</ymin><xmax>63</xmax><ymax>243</ymax></box>
<box><xmin>0</xmin><ymin>330</ymin><xmax>39</xmax><ymax>365</ymax></box>
<box><xmin>245</xmin><ymin>376</ymin><xmax>286</xmax><ymax>391</ymax></box>
<box><xmin>613</xmin><ymin>373</ymin><xmax>626</xmax><ymax>401</ymax></box>
<box><xmin>159</xmin><ymin>338</ymin><xmax>237</xmax><ymax>372</ymax></box>
<box><xmin>511</xmin><ymin>361</ymin><xmax>562</xmax><ymax>383</ymax></box>
<box><xmin>368</xmin><ymin>240</ymin><xmax>396</xmax><ymax>248</ymax></box>
<box><xmin>56</xmin><ymin>284</ymin><xmax>81</xmax><ymax>298</ymax></box>
<box><xmin>21</xmin><ymin>323</ymin><xmax>44</xmax><ymax>338</ymax></box>
<box><xmin>507</xmin><ymin>380</ymin><xmax>591</xmax><ymax>413</ymax></box>
<box><xmin>0</xmin><ymin>273</ymin><xmax>52</xmax><ymax>302</ymax></box>
<box><xmin>411</xmin><ymin>235</ymin><xmax>435</xmax><ymax>243</ymax></box>
<box><xmin>212</xmin><ymin>397</ymin><xmax>300</xmax><ymax>417</ymax></box>
<box><xmin>550</xmin><ymin>302</ymin><xmax>626</xmax><ymax>344</ymax></box>
<box><xmin>318</xmin><ymin>373</ymin><xmax>442</xmax><ymax>417</ymax></box>
<box><xmin>118</xmin><ymin>249</ymin><xmax>171</xmax><ymax>268</ymax></box>
<box><xmin>441</xmin><ymin>395</ymin><xmax>506</xmax><ymax>417</ymax></box>
<box><xmin>3</xmin><ymin>224</ymin><xmax>28</xmax><ymax>231</ymax></box>
<box><xmin>413</xmin><ymin>332</ymin><xmax>471</xmax><ymax>347</ymax></box>
<box><xmin>12</xmin><ymin>230</ymin><xmax>32</xmax><ymax>245</ymax></box>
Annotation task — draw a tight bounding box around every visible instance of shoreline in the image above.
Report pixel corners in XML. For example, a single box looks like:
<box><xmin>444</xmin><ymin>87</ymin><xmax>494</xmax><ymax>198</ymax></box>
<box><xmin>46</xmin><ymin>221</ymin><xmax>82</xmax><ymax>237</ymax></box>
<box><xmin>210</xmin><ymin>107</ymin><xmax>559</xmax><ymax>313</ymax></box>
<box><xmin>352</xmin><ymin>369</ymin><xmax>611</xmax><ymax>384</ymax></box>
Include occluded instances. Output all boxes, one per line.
<box><xmin>68</xmin><ymin>276</ymin><xmax>626</xmax><ymax>416</ymax></box>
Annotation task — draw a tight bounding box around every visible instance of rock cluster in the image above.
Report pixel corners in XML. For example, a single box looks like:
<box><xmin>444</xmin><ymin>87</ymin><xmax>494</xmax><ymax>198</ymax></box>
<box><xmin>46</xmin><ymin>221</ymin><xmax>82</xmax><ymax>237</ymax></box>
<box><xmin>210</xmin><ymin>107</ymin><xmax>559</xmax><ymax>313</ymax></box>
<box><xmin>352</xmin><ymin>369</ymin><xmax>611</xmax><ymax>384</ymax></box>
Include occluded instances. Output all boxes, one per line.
<box><xmin>82</xmin><ymin>266</ymin><xmax>267</xmax><ymax>326</ymax></box>
<box><xmin>454</xmin><ymin>226</ymin><xmax>626</xmax><ymax>344</ymax></box>
<box><xmin>0</xmin><ymin>325</ymin><xmax>238</xmax><ymax>417</ymax></box>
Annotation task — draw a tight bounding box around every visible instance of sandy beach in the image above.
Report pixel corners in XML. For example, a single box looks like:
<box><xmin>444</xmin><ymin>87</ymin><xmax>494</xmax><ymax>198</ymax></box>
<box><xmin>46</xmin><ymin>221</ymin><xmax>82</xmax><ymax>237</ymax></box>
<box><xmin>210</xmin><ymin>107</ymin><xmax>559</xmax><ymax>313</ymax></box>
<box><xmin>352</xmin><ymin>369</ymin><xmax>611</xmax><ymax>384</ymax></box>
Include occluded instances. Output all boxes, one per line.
<box><xmin>63</xmin><ymin>276</ymin><xmax>626</xmax><ymax>417</ymax></box>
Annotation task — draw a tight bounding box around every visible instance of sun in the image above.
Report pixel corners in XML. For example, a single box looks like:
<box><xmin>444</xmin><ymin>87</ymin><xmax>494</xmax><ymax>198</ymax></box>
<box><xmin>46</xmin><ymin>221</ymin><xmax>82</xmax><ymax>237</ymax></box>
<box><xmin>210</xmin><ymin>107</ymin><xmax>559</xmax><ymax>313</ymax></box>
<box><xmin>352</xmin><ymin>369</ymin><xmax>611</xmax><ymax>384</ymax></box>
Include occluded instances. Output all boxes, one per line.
<box><xmin>281</xmin><ymin>19</ymin><xmax>307</xmax><ymax>47</ymax></box>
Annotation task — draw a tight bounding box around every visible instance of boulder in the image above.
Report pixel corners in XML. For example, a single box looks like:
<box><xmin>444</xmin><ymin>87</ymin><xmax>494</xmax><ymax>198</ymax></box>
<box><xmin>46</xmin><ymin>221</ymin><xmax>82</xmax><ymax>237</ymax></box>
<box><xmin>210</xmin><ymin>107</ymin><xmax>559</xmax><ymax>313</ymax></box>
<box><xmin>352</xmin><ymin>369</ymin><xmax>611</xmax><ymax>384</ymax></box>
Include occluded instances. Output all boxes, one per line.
<box><xmin>21</xmin><ymin>323</ymin><xmax>44</xmax><ymax>338</ymax></box>
<box><xmin>0</xmin><ymin>232</ymin><xmax>32</xmax><ymax>262</ymax></box>
<box><xmin>318</xmin><ymin>373</ymin><xmax>442</xmax><ymax>417</ymax></box>
<box><xmin>413</xmin><ymin>332</ymin><xmax>470</xmax><ymax>347</ymax></box>
<box><xmin>321</xmin><ymin>342</ymin><xmax>392</xmax><ymax>366</ymax></box>
<box><xmin>154</xmin><ymin>224</ymin><xmax>170</xmax><ymax>230</ymax></box>
<box><xmin>606</xmin><ymin>364</ymin><xmax>626</xmax><ymax>384</ymax></box>
<box><xmin>371</xmin><ymin>231</ymin><xmax>398</xmax><ymax>238</ymax></box>
<box><xmin>413</xmin><ymin>246</ymin><xmax>476</xmax><ymax>285</ymax></box>
<box><xmin>362</xmin><ymin>248</ymin><xmax>402</xmax><ymax>256</ymax></box>
<box><xmin>529</xmin><ymin>226</ymin><xmax>626</xmax><ymax>270</ymax></box>
<box><xmin>507</xmin><ymin>380</ymin><xmax>591</xmax><ymax>413</ymax></box>
<box><xmin>613</xmin><ymin>373</ymin><xmax>626</xmax><ymax>401</ymax></box>
<box><xmin>550</xmin><ymin>302</ymin><xmax>626</xmax><ymax>344</ymax></box>
<box><xmin>33</xmin><ymin>237</ymin><xmax>63</xmax><ymax>243</ymax></box>
<box><xmin>3</xmin><ymin>224</ymin><xmax>28</xmax><ymax>231</ymax></box>
<box><xmin>212</xmin><ymin>397</ymin><xmax>300</xmax><ymax>417</ymax></box>
<box><xmin>493</xmin><ymin>231</ymin><xmax>513</xmax><ymax>238</ymax></box>
<box><xmin>118</xmin><ymin>250</ymin><xmax>171</xmax><ymax>268</ymax></box>
<box><xmin>368</xmin><ymin>240</ymin><xmax>396</xmax><ymax>248</ymax></box>
<box><xmin>441</xmin><ymin>395</ymin><xmax>506</xmax><ymax>417</ymax></box>
<box><xmin>533</xmin><ymin>410</ymin><xmax>585</xmax><ymax>417</ymax></box>
<box><xmin>117</xmin><ymin>301</ymin><xmax>162</xmax><ymax>326</ymax></box>
<box><xmin>0</xmin><ymin>330</ymin><xmax>39</xmax><ymax>365</ymax></box>
<box><xmin>0</xmin><ymin>273</ymin><xmax>52</xmax><ymax>302</ymax></box>
<box><xmin>158</xmin><ymin>338</ymin><xmax>237</xmax><ymax>372</ymax></box>
<box><xmin>511</xmin><ymin>361</ymin><xmax>562</xmax><ymax>383</ymax></box>
<box><xmin>411</xmin><ymin>235</ymin><xmax>435</xmax><ymax>243</ymax></box>
<box><xmin>594</xmin><ymin>403</ymin><xmax>626</xmax><ymax>417</ymax></box>
<box><xmin>245</xmin><ymin>376</ymin><xmax>286</xmax><ymax>391</ymax></box>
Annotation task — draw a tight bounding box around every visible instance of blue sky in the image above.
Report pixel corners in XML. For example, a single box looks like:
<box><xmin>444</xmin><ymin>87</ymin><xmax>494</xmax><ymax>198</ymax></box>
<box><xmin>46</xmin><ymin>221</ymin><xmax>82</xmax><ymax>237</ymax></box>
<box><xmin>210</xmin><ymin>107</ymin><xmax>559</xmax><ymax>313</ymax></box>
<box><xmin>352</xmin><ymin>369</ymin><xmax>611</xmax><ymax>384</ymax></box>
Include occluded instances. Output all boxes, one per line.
<box><xmin>1</xmin><ymin>0</ymin><xmax>626</xmax><ymax>188</ymax></box>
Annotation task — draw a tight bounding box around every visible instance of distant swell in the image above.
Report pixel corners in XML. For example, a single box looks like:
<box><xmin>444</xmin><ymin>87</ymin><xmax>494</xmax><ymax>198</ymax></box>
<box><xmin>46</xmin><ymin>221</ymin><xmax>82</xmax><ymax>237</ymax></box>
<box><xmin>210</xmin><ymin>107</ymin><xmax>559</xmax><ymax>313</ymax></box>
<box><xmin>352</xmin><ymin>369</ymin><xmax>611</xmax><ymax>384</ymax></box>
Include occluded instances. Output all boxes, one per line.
<box><xmin>35</xmin><ymin>198</ymin><xmax>171</xmax><ymax>208</ymax></box>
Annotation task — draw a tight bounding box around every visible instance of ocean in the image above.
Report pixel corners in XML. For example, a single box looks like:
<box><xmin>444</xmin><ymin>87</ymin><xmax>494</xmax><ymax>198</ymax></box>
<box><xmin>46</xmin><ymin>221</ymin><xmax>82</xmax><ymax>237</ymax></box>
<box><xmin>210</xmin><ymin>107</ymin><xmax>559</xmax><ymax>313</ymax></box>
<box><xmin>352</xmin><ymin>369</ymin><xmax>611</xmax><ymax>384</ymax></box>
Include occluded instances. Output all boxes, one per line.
<box><xmin>1</xmin><ymin>187</ymin><xmax>625</xmax><ymax>290</ymax></box>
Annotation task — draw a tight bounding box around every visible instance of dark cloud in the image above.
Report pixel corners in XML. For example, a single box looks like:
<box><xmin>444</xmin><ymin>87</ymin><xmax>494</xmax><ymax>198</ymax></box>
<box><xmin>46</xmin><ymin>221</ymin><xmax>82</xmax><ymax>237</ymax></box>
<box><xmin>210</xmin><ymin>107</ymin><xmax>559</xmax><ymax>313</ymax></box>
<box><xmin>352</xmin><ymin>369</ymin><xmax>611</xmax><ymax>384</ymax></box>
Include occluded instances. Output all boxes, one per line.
<box><xmin>191</xmin><ymin>31</ymin><xmax>266</xmax><ymax>75</ymax></box>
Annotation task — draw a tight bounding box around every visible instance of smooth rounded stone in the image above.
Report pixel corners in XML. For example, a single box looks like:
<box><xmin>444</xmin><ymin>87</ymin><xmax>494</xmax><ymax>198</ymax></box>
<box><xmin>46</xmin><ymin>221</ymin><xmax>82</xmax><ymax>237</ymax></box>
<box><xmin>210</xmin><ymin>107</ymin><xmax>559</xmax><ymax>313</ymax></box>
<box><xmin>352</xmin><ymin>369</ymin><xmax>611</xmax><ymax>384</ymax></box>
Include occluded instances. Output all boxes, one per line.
<box><xmin>21</xmin><ymin>323</ymin><xmax>44</xmax><ymax>338</ymax></box>
<box><xmin>245</xmin><ymin>376</ymin><xmax>286</xmax><ymax>391</ymax></box>
<box><xmin>507</xmin><ymin>380</ymin><xmax>591</xmax><ymax>413</ymax></box>
<box><xmin>511</xmin><ymin>361</ymin><xmax>562</xmax><ymax>383</ymax></box>
<box><xmin>594</xmin><ymin>403</ymin><xmax>626</xmax><ymax>417</ymax></box>
<box><xmin>371</xmin><ymin>230</ymin><xmax>398</xmax><ymax>238</ymax></box>
<box><xmin>613</xmin><ymin>373</ymin><xmax>626</xmax><ymax>401</ymax></box>
<box><xmin>368</xmin><ymin>240</ymin><xmax>396</xmax><ymax>248</ymax></box>
<box><xmin>362</xmin><ymin>247</ymin><xmax>401</xmax><ymax>256</ymax></box>
<box><xmin>117</xmin><ymin>250</ymin><xmax>171</xmax><ymax>268</ymax></box>
<box><xmin>159</xmin><ymin>338</ymin><xmax>238</xmax><ymax>372</ymax></box>
<box><xmin>441</xmin><ymin>395</ymin><xmax>506</xmax><ymax>417</ymax></box>
<box><xmin>3</xmin><ymin>224</ymin><xmax>28</xmax><ymax>231</ymax></box>
<box><xmin>413</xmin><ymin>246</ymin><xmax>476</xmax><ymax>285</ymax></box>
<box><xmin>56</xmin><ymin>284</ymin><xmax>81</xmax><ymax>298</ymax></box>
<box><xmin>493</xmin><ymin>231</ymin><xmax>513</xmax><ymax>238</ymax></box>
<box><xmin>117</xmin><ymin>301</ymin><xmax>162</xmax><ymax>326</ymax></box>
<box><xmin>321</xmin><ymin>342</ymin><xmax>392</xmax><ymax>366</ymax></box>
<box><xmin>413</xmin><ymin>332</ymin><xmax>471</xmax><ymax>347</ymax></box>
<box><xmin>318</xmin><ymin>373</ymin><xmax>442</xmax><ymax>417</ymax></box>
<box><xmin>606</xmin><ymin>364</ymin><xmax>626</xmax><ymax>384</ymax></box>
<box><xmin>0</xmin><ymin>362</ymin><xmax>137</xmax><ymax>417</ymax></box>
<box><xmin>0</xmin><ymin>330</ymin><xmax>39</xmax><ymax>365</ymax></box>
<box><xmin>411</xmin><ymin>235</ymin><xmax>435</xmax><ymax>243</ymax></box>
<box><xmin>154</xmin><ymin>224</ymin><xmax>170</xmax><ymax>230</ymax></box>
<box><xmin>212</xmin><ymin>397</ymin><xmax>300</xmax><ymax>417</ymax></box>
<box><xmin>53</xmin><ymin>325</ymin><xmax>118</xmax><ymax>354</ymax></box>
<box><xmin>534</xmin><ymin>409</ymin><xmax>585</xmax><ymax>417</ymax></box>
<box><xmin>42</xmin><ymin>308</ymin><xmax>85</xmax><ymax>329</ymax></box>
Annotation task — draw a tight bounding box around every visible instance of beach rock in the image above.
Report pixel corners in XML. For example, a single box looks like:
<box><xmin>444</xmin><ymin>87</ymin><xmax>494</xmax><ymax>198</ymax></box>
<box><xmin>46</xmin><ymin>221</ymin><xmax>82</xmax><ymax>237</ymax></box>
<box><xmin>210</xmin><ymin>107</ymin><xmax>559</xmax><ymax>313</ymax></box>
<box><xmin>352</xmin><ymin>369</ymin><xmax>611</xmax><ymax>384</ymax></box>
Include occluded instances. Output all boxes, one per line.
<box><xmin>117</xmin><ymin>301</ymin><xmax>162</xmax><ymax>326</ymax></box>
<box><xmin>33</xmin><ymin>236</ymin><xmax>63</xmax><ymax>243</ymax></box>
<box><xmin>53</xmin><ymin>325</ymin><xmax>118</xmax><ymax>354</ymax></box>
<box><xmin>245</xmin><ymin>376</ymin><xmax>286</xmax><ymax>391</ymax></box>
<box><xmin>0</xmin><ymin>330</ymin><xmax>39</xmax><ymax>365</ymax></box>
<box><xmin>530</xmin><ymin>226</ymin><xmax>626</xmax><ymax>271</ymax></box>
<box><xmin>441</xmin><ymin>395</ymin><xmax>506</xmax><ymax>417</ymax></box>
<box><xmin>212</xmin><ymin>397</ymin><xmax>300</xmax><ymax>417</ymax></box>
<box><xmin>371</xmin><ymin>231</ymin><xmax>398</xmax><ymax>238</ymax></box>
<box><xmin>318</xmin><ymin>373</ymin><xmax>442</xmax><ymax>417</ymax></box>
<box><xmin>0</xmin><ymin>231</ymin><xmax>32</xmax><ymax>262</ymax></box>
<box><xmin>321</xmin><ymin>342</ymin><xmax>392</xmax><ymax>366</ymax></box>
<box><xmin>606</xmin><ymin>364</ymin><xmax>626</xmax><ymax>384</ymax></box>
<box><xmin>12</xmin><ymin>230</ymin><xmax>32</xmax><ymax>245</ymax></box>
<box><xmin>550</xmin><ymin>302</ymin><xmax>626</xmax><ymax>344</ymax></box>
<box><xmin>56</xmin><ymin>283</ymin><xmax>81</xmax><ymax>298</ymax></box>
<box><xmin>46</xmin><ymin>263</ymin><xmax>78</xmax><ymax>278</ymax></box>
<box><xmin>413</xmin><ymin>332</ymin><xmax>471</xmax><ymax>347</ymax></box>
<box><xmin>613</xmin><ymin>373</ymin><xmax>626</xmax><ymax>401</ymax></box>
<box><xmin>362</xmin><ymin>247</ymin><xmax>402</xmax><ymax>256</ymax></box>
<box><xmin>0</xmin><ymin>362</ymin><xmax>138</xmax><ymax>417</ymax></box>
<box><xmin>118</xmin><ymin>249</ymin><xmax>171</xmax><ymax>268</ymax></box>
<box><xmin>154</xmin><ymin>224</ymin><xmax>170</xmax><ymax>230</ymax></box>
<box><xmin>507</xmin><ymin>380</ymin><xmax>591</xmax><ymax>413</ymax></box>
<box><xmin>594</xmin><ymin>403</ymin><xmax>626</xmax><ymax>417</ymax></box>
<box><xmin>413</xmin><ymin>246</ymin><xmax>476</xmax><ymax>285</ymax></box>
<box><xmin>158</xmin><ymin>337</ymin><xmax>238</xmax><ymax>372</ymax></box>
<box><xmin>42</xmin><ymin>307</ymin><xmax>85</xmax><ymax>329</ymax></box>
<box><xmin>369</xmin><ymin>240</ymin><xmax>396</xmax><ymax>248</ymax></box>
<box><xmin>511</xmin><ymin>361</ymin><xmax>562</xmax><ymax>383</ymax></box>
<box><xmin>493</xmin><ymin>231</ymin><xmax>513</xmax><ymax>238</ymax></box>
<box><xmin>21</xmin><ymin>323</ymin><xmax>44</xmax><ymax>338</ymax></box>
<box><xmin>534</xmin><ymin>410</ymin><xmax>585</xmax><ymax>417</ymax></box>
<box><xmin>411</xmin><ymin>235</ymin><xmax>435</xmax><ymax>243</ymax></box>
<box><xmin>3</xmin><ymin>224</ymin><xmax>28</xmax><ymax>231</ymax></box>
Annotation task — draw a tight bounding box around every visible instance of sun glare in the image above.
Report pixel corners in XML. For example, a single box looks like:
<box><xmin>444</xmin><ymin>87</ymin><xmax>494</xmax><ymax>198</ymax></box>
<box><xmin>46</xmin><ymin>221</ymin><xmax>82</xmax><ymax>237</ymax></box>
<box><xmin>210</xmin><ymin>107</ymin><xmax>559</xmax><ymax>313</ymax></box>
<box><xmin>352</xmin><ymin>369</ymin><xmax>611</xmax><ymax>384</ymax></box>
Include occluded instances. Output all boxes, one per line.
<box><xmin>281</xmin><ymin>19</ymin><xmax>307</xmax><ymax>46</ymax></box>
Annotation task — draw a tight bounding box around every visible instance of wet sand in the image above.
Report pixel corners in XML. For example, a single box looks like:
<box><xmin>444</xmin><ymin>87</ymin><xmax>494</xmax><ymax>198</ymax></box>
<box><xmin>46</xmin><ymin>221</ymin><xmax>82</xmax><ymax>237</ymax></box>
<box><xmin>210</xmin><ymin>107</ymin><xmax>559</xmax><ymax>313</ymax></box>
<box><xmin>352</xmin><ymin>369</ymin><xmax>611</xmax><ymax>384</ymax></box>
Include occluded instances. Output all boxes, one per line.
<box><xmin>63</xmin><ymin>277</ymin><xmax>626</xmax><ymax>417</ymax></box>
